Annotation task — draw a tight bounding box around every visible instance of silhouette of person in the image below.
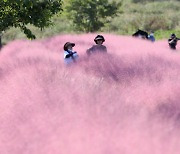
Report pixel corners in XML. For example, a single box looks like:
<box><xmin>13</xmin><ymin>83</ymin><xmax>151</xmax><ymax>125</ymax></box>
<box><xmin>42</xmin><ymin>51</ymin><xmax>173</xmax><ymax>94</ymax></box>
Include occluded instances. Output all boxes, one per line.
<box><xmin>148</xmin><ymin>32</ymin><xmax>155</xmax><ymax>42</ymax></box>
<box><xmin>86</xmin><ymin>35</ymin><xmax>107</xmax><ymax>55</ymax></box>
<box><xmin>63</xmin><ymin>42</ymin><xmax>79</xmax><ymax>64</ymax></box>
<box><xmin>168</xmin><ymin>33</ymin><xmax>179</xmax><ymax>50</ymax></box>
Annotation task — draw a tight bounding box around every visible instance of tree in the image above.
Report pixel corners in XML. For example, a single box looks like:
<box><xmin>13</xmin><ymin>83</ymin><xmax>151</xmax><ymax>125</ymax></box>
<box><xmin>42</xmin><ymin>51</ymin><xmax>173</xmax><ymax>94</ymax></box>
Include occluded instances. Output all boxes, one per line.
<box><xmin>0</xmin><ymin>0</ymin><xmax>63</xmax><ymax>48</ymax></box>
<box><xmin>66</xmin><ymin>0</ymin><xmax>121</xmax><ymax>32</ymax></box>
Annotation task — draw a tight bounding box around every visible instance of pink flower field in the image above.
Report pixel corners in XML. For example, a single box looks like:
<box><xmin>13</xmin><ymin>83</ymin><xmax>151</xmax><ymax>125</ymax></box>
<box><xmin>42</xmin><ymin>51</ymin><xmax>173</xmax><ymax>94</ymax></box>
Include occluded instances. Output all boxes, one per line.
<box><xmin>0</xmin><ymin>34</ymin><xmax>180</xmax><ymax>154</ymax></box>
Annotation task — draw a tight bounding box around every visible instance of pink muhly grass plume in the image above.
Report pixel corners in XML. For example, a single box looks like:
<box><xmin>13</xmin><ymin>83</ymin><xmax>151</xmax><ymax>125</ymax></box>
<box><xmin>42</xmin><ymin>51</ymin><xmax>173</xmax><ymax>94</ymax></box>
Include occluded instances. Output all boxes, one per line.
<box><xmin>0</xmin><ymin>33</ymin><xmax>180</xmax><ymax>154</ymax></box>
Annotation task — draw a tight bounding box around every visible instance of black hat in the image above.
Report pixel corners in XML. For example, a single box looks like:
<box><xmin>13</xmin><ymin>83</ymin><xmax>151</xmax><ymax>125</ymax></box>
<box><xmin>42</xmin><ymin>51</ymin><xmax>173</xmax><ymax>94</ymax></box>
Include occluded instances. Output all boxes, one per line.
<box><xmin>64</xmin><ymin>42</ymin><xmax>75</xmax><ymax>51</ymax></box>
<box><xmin>94</xmin><ymin>35</ymin><xmax>105</xmax><ymax>43</ymax></box>
<box><xmin>132</xmin><ymin>29</ymin><xmax>148</xmax><ymax>39</ymax></box>
<box><xmin>171</xmin><ymin>33</ymin><xmax>176</xmax><ymax>37</ymax></box>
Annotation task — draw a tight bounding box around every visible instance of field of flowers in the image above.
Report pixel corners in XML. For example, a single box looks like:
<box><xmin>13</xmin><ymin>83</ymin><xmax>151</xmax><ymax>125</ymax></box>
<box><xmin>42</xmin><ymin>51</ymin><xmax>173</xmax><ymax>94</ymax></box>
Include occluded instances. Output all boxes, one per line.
<box><xmin>0</xmin><ymin>34</ymin><xmax>180</xmax><ymax>153</ymax></box>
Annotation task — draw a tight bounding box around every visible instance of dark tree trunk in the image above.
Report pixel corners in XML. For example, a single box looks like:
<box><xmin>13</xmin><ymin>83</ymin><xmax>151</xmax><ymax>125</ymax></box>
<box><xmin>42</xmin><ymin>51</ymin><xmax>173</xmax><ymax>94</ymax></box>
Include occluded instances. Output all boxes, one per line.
<box><xmin>0</xmin><ymin>35</ymin><xmax>2</xmax><ymax>50</ymax></box>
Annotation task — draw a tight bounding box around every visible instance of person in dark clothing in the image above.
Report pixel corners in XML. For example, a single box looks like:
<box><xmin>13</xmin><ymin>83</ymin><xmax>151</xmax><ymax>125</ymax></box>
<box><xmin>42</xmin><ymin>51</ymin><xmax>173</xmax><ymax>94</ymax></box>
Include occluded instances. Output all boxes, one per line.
<box><xmin>168</xmin><ymin>33</ymin><xmax>180</xmax><ymax>50</ymax></box>
<box><xmin>132</xmin><ymin>29</ymin><xmax>148</xmax><ymax>40</ymax></box>
<box><xmin>63</xmin><ymin>42</ymin><xmax>78</xmax><ymax>64</ymax></box>
<box><xmin>148</xmin><ymin>32</ymin><xmax>155</xmax><ymax>42</ymax></box>
<box><xmin>86</xmin><ymin>35</ymin><xmax>107</xmax><ymax>55</ymax></box>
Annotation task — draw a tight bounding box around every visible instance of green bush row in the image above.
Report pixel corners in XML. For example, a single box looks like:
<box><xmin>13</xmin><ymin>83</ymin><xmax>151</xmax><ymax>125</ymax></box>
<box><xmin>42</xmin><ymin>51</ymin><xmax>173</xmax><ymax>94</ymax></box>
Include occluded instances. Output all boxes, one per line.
<box><xmin>2</xmin><ymin>0</ymin><xmax>180</xmax><ymax>44</ymax></box>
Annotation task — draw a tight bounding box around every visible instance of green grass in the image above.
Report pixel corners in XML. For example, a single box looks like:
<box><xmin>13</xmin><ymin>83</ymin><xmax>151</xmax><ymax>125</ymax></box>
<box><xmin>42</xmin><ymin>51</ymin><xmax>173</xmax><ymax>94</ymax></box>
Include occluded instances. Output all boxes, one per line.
<box><xmin>105</xmin><ymin>1</ymin><xmax>180</xmax><ymax>35</ymax></box>
<box><xmin>155</xmin><ymin>29</ymin><xmax>180</xmax><ymax>40</ymax></box>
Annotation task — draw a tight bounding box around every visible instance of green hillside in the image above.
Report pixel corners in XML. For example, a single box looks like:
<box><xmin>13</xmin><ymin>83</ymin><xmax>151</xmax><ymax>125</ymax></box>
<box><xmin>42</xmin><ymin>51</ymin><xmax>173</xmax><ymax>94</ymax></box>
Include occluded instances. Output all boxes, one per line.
<box><xmin>2</xmin><ymin>0</ymin><xmax>180</xmax><ymax>44</ymax></box>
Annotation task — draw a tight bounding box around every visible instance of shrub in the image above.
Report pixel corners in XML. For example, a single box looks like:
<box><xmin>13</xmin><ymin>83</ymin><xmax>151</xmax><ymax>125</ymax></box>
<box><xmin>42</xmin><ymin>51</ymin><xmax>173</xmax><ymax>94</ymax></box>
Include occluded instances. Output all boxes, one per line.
<box><xmin>65</xmin><ymin>0</ymin><xmax>121</xmax><ymax>32</ymax></box>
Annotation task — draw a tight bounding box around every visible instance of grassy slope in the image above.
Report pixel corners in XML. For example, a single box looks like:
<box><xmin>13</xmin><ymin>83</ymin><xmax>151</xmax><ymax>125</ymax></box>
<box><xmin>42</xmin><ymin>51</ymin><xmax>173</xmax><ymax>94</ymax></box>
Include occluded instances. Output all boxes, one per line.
<box><xmin>104</xmin><ymin>1</ymin><xmax>180</xmax><ymax>37</ymax></box>
<box><xmin>2</xmin><ymin>0</ymin><xmax>180</xmax><ymax>44</ymax></box>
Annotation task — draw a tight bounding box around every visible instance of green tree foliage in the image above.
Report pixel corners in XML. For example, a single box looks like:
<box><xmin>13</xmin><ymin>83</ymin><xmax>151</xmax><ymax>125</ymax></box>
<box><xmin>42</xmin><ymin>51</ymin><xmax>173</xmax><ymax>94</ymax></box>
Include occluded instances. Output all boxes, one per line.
<box><xmin>132</xmin><ymin>0</ymin><xmax>179</xmax><ymax>3</ymax></box>
<box><xmin>66</xmin><ymin>0</ymin><xmax>121</xmax><ymax>32</ymax></box>
<box><xmin>0</xmin><ymin>0</ymin><xmax>63</xmax><ymax>39</ymax></box>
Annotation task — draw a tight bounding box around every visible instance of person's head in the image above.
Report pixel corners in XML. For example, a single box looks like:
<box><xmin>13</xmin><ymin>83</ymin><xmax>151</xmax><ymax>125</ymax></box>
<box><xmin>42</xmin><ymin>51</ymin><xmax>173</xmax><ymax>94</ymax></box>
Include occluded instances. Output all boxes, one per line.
<box><xmin>94</xmin><ymin>35</ymin><xmax>105</xmax><ymax>45</ymax></box>
<box><xmin>64</xmin><ymin>42</ymin><xmax>75</xmax><ymax>51</ymax></box>
<box><xmin>171</xmin><ymin>33</ymin><xmax>176</xmax><ymax>39</ymax></box>
<box><xmin>149</xmin><ymin>31</ymin><xmax>154</xmax><ymax>36</ymax></box>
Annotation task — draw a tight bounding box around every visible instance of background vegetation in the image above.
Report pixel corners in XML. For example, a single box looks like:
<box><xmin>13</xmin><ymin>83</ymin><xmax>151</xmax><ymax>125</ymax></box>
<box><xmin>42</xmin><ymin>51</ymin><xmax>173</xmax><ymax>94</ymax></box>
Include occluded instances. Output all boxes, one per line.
<box><xmin>2</xmin><ymin>0</ymin><xmax>180</xmax><ymax>45</ymax></box>
<box><xmin>65</xmin><ymin>0</ymin><xmax>120</xmax><ymax>32</ymax></box>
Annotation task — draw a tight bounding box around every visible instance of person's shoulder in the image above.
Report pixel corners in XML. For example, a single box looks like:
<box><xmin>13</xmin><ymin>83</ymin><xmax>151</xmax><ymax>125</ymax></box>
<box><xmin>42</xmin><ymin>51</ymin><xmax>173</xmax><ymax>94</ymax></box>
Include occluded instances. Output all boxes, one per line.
<box><xmin>100</xmin><ymin>45</ymin><xmax>107</xmax><ymax>52</ymax></box>
<box><xmin>168</xmin><ymin>38</ymin><xmax>172</xmax><ymax>41</ymax></box>
<box><xmin>92</xmin><ymin>45</ymin><xmax>97</xmax><ymax>48</ymax></box>
<box><xmin>101</xmin><ymin>45</ymin><xmax>107</xmax><ymax>49</ymax></box>
<box><xmin>88</xmin><ymin>45</ymin><xmax>96</xmax><ymax>50</ymax></box>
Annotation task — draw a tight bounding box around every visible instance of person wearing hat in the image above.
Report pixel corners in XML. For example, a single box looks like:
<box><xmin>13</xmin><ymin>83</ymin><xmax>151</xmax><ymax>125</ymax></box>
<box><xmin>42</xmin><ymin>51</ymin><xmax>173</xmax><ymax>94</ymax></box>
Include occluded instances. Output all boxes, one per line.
<box><xmin>168</xmin><ymin>33</ymin><xmax>179</xmax><ymax>50</ymax></box>
<box><xmin>86</xmin><ymin>35</ymin><xmax>107</xmax><ymax>55</ymax></box>
<box><xmin>63</xmin><ymin>42</ymin><xmax>78</xmax><ymax>64</ymax></box>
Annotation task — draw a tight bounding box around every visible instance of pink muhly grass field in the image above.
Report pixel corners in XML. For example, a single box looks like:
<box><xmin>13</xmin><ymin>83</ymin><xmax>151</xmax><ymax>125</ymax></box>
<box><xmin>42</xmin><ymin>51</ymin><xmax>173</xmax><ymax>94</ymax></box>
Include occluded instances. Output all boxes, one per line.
<box><xmin>0</xmin><ymin>34</ymin><xmax>180</xmax><ymax>154</ymax></box>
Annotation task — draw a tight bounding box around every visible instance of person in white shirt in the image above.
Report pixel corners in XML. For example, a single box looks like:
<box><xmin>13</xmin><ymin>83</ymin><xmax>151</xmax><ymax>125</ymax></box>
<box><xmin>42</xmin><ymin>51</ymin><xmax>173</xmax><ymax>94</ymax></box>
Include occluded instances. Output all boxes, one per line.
<box><xmin>63</xmin><ymin>42</ymin><xmax>78</xmax><ymax>64</ymax></box>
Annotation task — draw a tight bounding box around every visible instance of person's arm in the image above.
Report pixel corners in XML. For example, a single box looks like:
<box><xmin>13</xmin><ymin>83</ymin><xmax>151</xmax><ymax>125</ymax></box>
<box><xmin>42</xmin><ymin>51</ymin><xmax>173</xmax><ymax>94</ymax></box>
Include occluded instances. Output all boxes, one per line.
<box><xmin>64</xmin><ymin>50</ymin><xmax>77</xmax><ymax>58</ymax></box>
<box><xmin>168</xmin><ymin>39</ymin><xmax>175</xmax><ymax>44</ymax></box>
<box><xmin>86</xmin><ymin>46</ymin><xmax>94</xmax><ymax>55</ymax></box>
<box><xmin>65</xmin><ymin>52</ymin><xmax>74</xmax><ymax>58</ymax></box>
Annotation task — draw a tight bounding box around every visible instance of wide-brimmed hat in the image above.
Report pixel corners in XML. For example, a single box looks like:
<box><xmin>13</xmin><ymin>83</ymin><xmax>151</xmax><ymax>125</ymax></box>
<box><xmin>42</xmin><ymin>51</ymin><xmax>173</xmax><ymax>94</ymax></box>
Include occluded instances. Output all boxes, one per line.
<box><xmin>94</xmin><ymin>35</ymin><xmax>105</xmax><ymax>43</ymax></box>
<box><xmin>64</xmin><ymin>42</ymin><xmax>75</xmax><ymax>51</ymax></box>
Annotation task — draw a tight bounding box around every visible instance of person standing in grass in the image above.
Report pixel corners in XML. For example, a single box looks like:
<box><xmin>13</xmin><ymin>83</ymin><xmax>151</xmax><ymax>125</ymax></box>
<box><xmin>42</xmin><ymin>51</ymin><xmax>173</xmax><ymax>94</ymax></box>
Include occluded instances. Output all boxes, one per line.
<box><xmin>63</xmin><ymin>42</ymin><xmax>79</xmax><ymax>64</ymax></box>
<box><xmin>86</xmin><ymin>35</ymin><xmax>107</xmax><ymax>55</ymax></box>
<box><xmin>168</xmin><ymin>33</ymin><xmax>180</xmax><ymax>50</ymax></box>
<box><xmin>148</xmin><ymin>32</ymin><xmax>155</xmax><ymax>42</ymax></box>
